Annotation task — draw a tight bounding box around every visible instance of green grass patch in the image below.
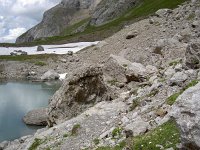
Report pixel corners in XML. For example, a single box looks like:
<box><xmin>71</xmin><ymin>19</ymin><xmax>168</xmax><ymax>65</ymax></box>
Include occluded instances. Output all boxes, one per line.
<box><xmin>34</xmin><ymin>61</ymin><xmax>47</xmax><ymax>66</ymax></box>
<box><xmin>28</xmin><ymin>138</ymin><xmax>44</xmax><ymax>150</ymax></box>
<box><xmin>132</xmin><ymin>120</ymin><xmax>180</xmax><ymax>150</ymax></box>
<box><xmin>71</xmin><ymin>124</ymin><xmax>81</xmax><ymax>136</ymax></box>
<box><xmin>63</xmin><ymin>133</ymin><xmax>69</xmax><ymax>138</ymax></box>
<box><xmin>112</xmin><ymin>127</ymin><xmax>122</xmax><ymax>138</ymax></box>
<box><xmin>93</xmin><ymin>138</ymin><xmax>100</xmax><ymax>145</ymax></box>
<box><xmin>182</xmin><ymin>80</ymin><xmax>199</xmax><ymax>91</ymax></box>
<box><xmin>166</xmin><ymin>92</ymin><xmax>181</xmax><ymax>106</ymax></box>
<box><xmin>0</xmin><ymin>54</ymin><xmax>58</xmax><ymax>62</ymax></box>
<box><xmin>167</xmin><ymin>80</ymin><xmax>199</xmax><ymax>105</ymax></box>
<box><xmin>169</xmin><ymin>59</ymin><xmax>182</xmax><ymax>66</ymax></box>
<box><xmin>61</xmin><ymin>18</ymin><xmax>90</xmax><ymax>36</ymax></box>
<box><xmin>96</xmin><ymin>121</ymin><xmax>180</xmax><ymax>150</ymax></box>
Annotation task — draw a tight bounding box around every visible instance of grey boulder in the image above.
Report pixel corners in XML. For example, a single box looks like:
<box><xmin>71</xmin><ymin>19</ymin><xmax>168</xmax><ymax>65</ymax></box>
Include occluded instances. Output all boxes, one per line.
<box><xmin>103</xmin><ymin>55</ymin><xmax>147</xmax><ymax>83</ymax></box>
<box><xmin>170</xmin><ymin>82</ymin><xmax>200</xmax><ymax>149</ymax></box>
<box><xmin>41</xmin><ymin>70</ymin><xmax>59</xmax><ymax>81</ymax></box>
<box><xmin>169</xmin><ymin>71</ymin><xmax>188</xmax><ymax>86</ymax></box>
<box><xmin>23</xmin><ymin>108</ymin><xmax>48</xmax><ymax>126</ymax></box>
<box><xmin>37</xmin><ymin>45</ymin><xmax>44</xmax><ymax>51</ymax></box>
<box><xmin>185</xmin><ymin>43</ymin><xmax>200</xmax><ymax>69</ymax></box>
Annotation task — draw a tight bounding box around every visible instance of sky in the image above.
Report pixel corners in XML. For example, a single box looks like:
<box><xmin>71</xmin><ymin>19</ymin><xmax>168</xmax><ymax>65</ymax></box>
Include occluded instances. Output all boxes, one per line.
<box><xmin>0</xmin><ymin>0</ymin><xmax>60</xmax><ymax>43</ymax></box>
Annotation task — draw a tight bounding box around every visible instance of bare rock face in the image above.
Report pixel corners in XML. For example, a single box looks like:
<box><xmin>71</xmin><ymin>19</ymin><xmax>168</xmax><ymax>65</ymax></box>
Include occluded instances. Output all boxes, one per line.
<box><xmin>90</xmin><ymin>0</ymin><xmax>139</xmax><ymax>26</ymax></box>
<box><xmin>23</xmin><ymin>108</ymin><xmax>48</xmax><ymax>126</ymax></box>
<box><xmin>48</xmin><ymin>65</ymin><xmax>110</xmax><ymax>125</ymax></box>
<box><xmin>16</xmin><ymin>0</ymin><xmax>140</xmax><ymax>43</ymax></box>
<box><xmin>16</xmin><ymin>0</ymin><xmax>101</xmax><ymax>43</ymax></box>
<box><xmin>185</xmin><ymin>43</ymin><xmax>200</xmax><ymax>69</ymax></box>
<box><xmin>170</xmin><ymin>82</ymin><xmax>200</xmax><ymax>149</ymax></box>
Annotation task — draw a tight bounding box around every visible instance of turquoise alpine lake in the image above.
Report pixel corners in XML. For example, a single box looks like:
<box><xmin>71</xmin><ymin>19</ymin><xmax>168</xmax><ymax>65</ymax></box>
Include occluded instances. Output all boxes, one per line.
<box><xmin>0</xmin><ymin>81</ymin><xmax>60</xmax><ymax>142</ymax></box>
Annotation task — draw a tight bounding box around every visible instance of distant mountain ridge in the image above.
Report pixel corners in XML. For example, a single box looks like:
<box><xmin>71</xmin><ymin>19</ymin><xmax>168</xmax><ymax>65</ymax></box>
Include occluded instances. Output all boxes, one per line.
<box><xmin>16</xmin><ymin>0</ymin><xmax>139</xmax><ymax>43</ymax></box>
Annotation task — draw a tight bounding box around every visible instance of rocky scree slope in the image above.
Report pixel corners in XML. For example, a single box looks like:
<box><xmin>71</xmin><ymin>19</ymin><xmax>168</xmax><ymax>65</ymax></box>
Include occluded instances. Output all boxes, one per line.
<box><xmin>1</xmin><ymin>0</ymin><xmax>200</xmax><ymax>149</ymax></box>
<box><xmin>16</xmin><ymin>0</ymin><xmax>139</xmax><ymax>43</ymax></box>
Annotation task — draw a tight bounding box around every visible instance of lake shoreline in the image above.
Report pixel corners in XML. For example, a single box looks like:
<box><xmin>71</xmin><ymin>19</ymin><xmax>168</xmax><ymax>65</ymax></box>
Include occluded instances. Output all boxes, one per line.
<box><xmin>0</xmin><ymin>81</ymin><xmax>60</xmax><ymax>142</ymax></box>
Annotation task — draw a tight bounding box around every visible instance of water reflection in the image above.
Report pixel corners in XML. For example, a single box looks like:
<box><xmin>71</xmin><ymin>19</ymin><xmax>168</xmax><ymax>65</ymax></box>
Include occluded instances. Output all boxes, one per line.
<box><xmin>0</xmin><ymin>81</ymin><xmax>60</xmax><ymax>142</ymax></box>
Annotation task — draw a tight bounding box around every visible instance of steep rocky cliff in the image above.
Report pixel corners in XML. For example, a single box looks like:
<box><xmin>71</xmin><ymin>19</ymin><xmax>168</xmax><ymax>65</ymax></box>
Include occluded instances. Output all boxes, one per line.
<box><xmin>16</xmin><ymin>0</ymin><xmax>101</xmax><ymax>43</ymax></box>
<box><xmin>16</xmin><ymin>0</ymin><xmax>139</xmax><ymax>43</ymax></box>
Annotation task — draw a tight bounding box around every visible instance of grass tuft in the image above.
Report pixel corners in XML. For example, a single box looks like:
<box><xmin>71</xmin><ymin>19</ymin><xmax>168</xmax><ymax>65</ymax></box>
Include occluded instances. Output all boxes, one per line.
<box><xmin>28</xmin><ymin>138</ymin><xmax>43</xmax><ymax>150</ymax></box>
<box><xmin>34</xmin><ymin>61</ymin><xmax>47</xmax><ymax>66</ymax></box>
<box><xmin>93</xmin><ymin>138</ymin><xmax>100</xmax><ymax>145</ymax></box>
<box><xmin>132</xmin><ymin>120</ymin><xmax>180</xmax><ymax>150</ymax></box>
<box><xmin>71</xmin><ymin>124</ymin><xmax>81</xmax><ymax>136</ymax></box>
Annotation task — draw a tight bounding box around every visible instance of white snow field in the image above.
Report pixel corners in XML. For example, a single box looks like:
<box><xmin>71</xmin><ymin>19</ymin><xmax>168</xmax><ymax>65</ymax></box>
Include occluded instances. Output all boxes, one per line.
<box><xmin>0</xmin><ymin>41</ymin><xmax>99</xmax><ymax>55</ymax></box>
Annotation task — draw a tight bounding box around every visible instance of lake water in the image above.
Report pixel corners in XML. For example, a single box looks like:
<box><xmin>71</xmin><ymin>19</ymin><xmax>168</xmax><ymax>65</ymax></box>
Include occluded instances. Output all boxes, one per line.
<box><xmin>0</xmin><ymin>81</ymin><xmax>60</xmax><ymax>142</ymax></box>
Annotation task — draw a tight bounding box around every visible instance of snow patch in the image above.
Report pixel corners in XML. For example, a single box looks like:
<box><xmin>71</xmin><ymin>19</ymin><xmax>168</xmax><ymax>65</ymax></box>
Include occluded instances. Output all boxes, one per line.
<box><xmin>0</xmin><ymin>41</ymin><xmax>99</xmax><ymax>55</ymax></box>
<box><xmin>59</xmin><ymin>73</ymin><xmax>67</xmax><ymax>81</ymax></box>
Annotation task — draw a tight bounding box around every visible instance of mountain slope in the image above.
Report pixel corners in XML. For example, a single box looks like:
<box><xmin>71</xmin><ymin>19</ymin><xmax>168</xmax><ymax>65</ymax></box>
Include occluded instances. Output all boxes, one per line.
<box><xmin>16</xmin><ymin>0</ymin><xmax>139</xmax><ymax>43</ymax></box>
<box><xmin>16</xmin><ymin>0</ymin><xmax>101</xmax><ymax>43</ymax></box>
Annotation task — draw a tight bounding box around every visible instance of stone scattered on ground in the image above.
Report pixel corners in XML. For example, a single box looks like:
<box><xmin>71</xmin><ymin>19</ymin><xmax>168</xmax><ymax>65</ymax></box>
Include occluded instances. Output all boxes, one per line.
<box><xmin>37</xmin><ymin>45</ymin><xmax>44</xmax><ymax>52</ymax></box>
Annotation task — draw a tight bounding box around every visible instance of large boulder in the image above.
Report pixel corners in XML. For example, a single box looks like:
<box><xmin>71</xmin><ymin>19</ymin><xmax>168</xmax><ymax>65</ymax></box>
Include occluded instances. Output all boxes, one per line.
<box><xmin>170</xmin><ymin>82</ymin><xmax>200</xmax><ymax>149</ymax></box>
<box><xmin>103</xmin><ymin>55</ymin><xmax>147</xmax><ymax>83</ymax></box>
<box><xmin>23</xmin><ymin>108</ymin><xmax>48</xmax><ymax>126</ymax></box>
<box><xmin>155</xmin><ymin>9</ymin><xmax>173</xmax><ymax>18</ymax></box>
<box><xmin>185</xmin><ymin>43</ymin><xmax>200</xmax><ymax>69</ymax></box>
<box><xmin>48</xmin><ymin>65</ymin><xmax>110</xmax><ymax>125</ymax></box>
<box><xmin>41</xmin><ymin>70</ymin><xmax>60</xmax><ymax>81</ymax></box>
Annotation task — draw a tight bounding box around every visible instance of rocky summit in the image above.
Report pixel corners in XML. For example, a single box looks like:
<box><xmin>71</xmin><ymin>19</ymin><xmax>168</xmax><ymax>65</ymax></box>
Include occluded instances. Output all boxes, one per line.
<box><xmin>1</xmin><ymin>0</ymin><xmax>200</xmax><ymax>150</ymax></box>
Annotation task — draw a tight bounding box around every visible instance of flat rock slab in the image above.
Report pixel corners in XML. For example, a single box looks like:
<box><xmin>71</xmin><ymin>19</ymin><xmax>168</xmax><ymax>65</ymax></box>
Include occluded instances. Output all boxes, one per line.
<box><xmin>23</xmin><ymin>108</ymin><xmax>48</xmax><ymax>126</ymax></box>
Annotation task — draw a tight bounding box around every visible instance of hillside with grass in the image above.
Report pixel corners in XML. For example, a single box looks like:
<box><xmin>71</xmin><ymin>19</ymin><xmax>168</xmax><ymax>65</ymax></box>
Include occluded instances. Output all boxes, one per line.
<box><xmin>0</xmin><ymin>0</ymin><xmax>187</xmax><ymax>47</ymax></box>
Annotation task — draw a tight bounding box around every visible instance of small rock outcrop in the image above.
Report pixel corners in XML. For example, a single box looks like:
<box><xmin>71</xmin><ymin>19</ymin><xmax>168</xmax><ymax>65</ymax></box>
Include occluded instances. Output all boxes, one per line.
<box><xmin>103</xmin><ymin>55</ymin><xmax>147</xmax><ymax>83</ymax></box>
<box><xmin>23</xmin><ymin>108</ymin><xmax>48</xmax><ymax>126</ymax></box>
<box><xmin>48</xmin><ymin>65</ymin><xmax>110</xmax><ymax>124</ymax></box>
<box><xmin>170</xmin><ymin>82</ymin><xmax>200</xmax><ymax>149</ymax></box>
<box><xmin>185</xmin><ymin>43</ymin><xmax>200</xmax><ymax>69</ymax></box>
<box><xmin>41</xmin><ymin>70</ymin><xmax>60</xmax><ymax>81</ymax></box>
